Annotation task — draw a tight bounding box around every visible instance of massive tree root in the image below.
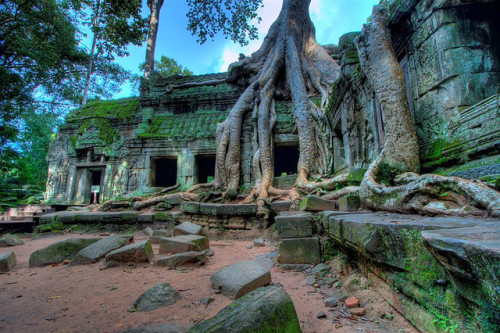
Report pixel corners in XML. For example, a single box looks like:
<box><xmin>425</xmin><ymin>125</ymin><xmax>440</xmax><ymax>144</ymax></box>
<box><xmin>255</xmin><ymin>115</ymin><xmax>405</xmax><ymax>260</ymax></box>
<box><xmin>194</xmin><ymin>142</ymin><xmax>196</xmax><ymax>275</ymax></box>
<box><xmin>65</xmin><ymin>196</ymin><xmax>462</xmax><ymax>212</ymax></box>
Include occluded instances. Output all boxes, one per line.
<box><xmin>355</xmin><ymin>6</ymin><xmax>500</xmax><ymax>217</ymax></box>
<box><xmin>213</xmin><ymin>0</ymin><xmax>339</xmax><ymax>200</ymax></box>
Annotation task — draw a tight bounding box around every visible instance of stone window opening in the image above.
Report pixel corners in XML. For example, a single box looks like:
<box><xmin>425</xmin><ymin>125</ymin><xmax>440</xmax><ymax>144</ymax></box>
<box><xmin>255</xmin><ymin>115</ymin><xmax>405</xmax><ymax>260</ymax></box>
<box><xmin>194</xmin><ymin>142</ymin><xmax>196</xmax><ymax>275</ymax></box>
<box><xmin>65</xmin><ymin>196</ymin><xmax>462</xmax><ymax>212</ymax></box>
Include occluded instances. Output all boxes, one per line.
<box><xmin>90</xmin><ymin>169</ymin><xmax>104</xmax><ymax>204</ymax></box>
<box><xmin>195</xmin><ymin>155</ymin><xmax>216</xmax><ymax>184</ymax></box>
<box><xmin>274</xmin><ymin>145</ymin><xmax>299</xmax><ymax>177</ymax></box>
<box><xmin>151</xmin><ymin>157</ymin><xmax>178</xmax><ymax>187</ymax></box>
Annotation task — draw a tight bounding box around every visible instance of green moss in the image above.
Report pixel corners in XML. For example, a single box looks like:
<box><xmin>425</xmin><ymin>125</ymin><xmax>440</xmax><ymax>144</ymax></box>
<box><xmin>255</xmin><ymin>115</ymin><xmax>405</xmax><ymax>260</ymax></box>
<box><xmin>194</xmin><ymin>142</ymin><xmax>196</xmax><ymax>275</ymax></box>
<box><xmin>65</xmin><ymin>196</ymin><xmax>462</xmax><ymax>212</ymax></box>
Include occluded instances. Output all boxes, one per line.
<box><xmin>346</xmin><ymin>168</ymin><xmax>367</xmax><ymax>185</ymax></box>
<box><xmin>35</xmin><ymin>221</ymin><xmax>66</xmax><ymax>233</ymax></box>
<box><xmin>376</xmin><ymin>161</ymin><xmax>406</xmax><ymax>186</ymax></box>
<box><xmin>78</xmin><ymin>118</ymin><xmax>121</xmax><ymax>145</ymax></box>
<box><xmin>66</xmin><ymin>97</ymin><xmax>139</xmax><ymax>122</ymax></box>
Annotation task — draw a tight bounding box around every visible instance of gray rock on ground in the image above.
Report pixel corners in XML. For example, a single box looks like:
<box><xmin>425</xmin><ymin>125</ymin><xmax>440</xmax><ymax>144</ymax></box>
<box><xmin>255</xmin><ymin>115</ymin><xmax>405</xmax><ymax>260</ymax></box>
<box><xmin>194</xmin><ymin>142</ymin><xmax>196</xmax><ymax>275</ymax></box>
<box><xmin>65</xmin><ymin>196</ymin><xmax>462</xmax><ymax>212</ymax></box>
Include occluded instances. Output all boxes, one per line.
<box><xmin>173</xmin><ymin>222</ymin><xmax>203</xmax><ymax>236</ymax></box>
<box><xmin>70</xmin><ymin>235</ymin><xmax>130</xmax><ymax>265</ymax></box>
<box><xmin>152</xmin><ymin>251</ymin><xmax>206</xmax><ymax>268</ymax></box>
<box><xmin>190</xmin><ymin>285</ymin><xmax>301</xmax><ymax>332</ymax></box>
<box><xmin>159</xmin><ymin>235</ymin><xmax>209</xmax><ymax>255</ymax></box>
<box><xmin>29</xmin><ymin>238</ymin><xmax>100</xmax><ymax>267</ymax></box>
<box><xmin>210</xmin><ymin>260</ymin><xmax>271</xmax><ymax>299</ymax></box>
<box><xmin>253</xmin><ymin>238</ymin><xmax>265</xmax><ymax>247</ymax></box>
<box><xmin>0</xmin><ymin>251</ymin><xmax>16</xmax><ymax>272</ymax></box>
<box><xmin>134</xmin><ymin>283</ymin><xmax>181</xmax><ymax>311</ymax></box>
<box><xmin>105</xmin><ymin>240</ymin><xmax>154</xmax><ymax>263</ymax></box>
<box><xmin>0</xmin><ymin>234</ymin><xmax>24</xmax><ymax>247</ymax></box>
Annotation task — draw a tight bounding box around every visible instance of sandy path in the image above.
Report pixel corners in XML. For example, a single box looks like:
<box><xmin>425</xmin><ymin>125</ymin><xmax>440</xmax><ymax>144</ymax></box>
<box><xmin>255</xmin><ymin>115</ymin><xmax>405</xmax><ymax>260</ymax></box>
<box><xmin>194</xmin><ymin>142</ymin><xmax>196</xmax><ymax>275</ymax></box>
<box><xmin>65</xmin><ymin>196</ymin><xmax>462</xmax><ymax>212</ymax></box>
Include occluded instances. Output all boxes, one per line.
<box><xmin>0</xmin><ymin>232</ymin><xmax>417</xmax><ymax>333</ymax></box>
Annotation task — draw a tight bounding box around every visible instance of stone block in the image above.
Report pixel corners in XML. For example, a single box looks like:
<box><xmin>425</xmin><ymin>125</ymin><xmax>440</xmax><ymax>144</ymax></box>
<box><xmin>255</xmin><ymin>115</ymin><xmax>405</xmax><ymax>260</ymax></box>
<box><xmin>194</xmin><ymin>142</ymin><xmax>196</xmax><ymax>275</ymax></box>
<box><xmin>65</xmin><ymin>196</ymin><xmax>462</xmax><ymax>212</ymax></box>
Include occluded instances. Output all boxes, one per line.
<box><xmin>137</xmin><ymin>214</ymin><xmax>154</xmax><ymax>223</ymax></box>
<box><xmin>180</xmin><ymin>201</ymin><xmax>200</xmax><ymax>214</ymax></box>
<box><xmin>134</xmin><ymin>283</ymin><xmax>181</xmax><ymax>311</ymax></box>
<box><xmin>270</xmin><ymin>200</ymin><xmax>292</xmax><ymax>213</ymax></box>
<box><xmin>173</xmin><ymin>222</ymin><xmax>203</xmax><ymax>236</ymax></box>
<box><xmin>152</xmin><ymin>251</ymin><xmax>206</xmax><ymax>268</ymax></box>
<box><xmin>210</xmin><ymin>260</ymin><xmax>272</xmax><ymax>299</ymax></box>
<box><xmin>227</xmin><ymin>216</ymin><xmax>246</xmax><ymax>229</ymax></box>
<box><xmin>29</xmin><ymin>238</ymin><xmax>100</xmax><ymax>267</ymax></box>
<box><xmin>71</xmin><ymin>235</ymin><xmax>129</xmax><ymax>265</ymax></box>
<box><xmin>277</xmin><ymin>237</ymin><xmax>320</xmax><ymax>264</ymax></box>
<box><xmin>0</xmin><ymin>234</ymin><xmax>24</xmax><ymax>247</ymax></box>
<box><xmin>338</xmin><ymin>195</ymin><xmax>361</xmax><ymax>211</ymax></box>
<box><xmin>274</xmin><ymin>213</ymin><xmax>312</xmax><ymax>238</ymax></box>
<box><xmin>190</xmin><ymin>285</ymin><xmax>300</xmax><ymax>333</ymax></box>
<box><xmin>105</xmin><ymin>240</ymin><xmax>154</xmax><ymax>263</ymax></box>
<box><xmin>299</xmin><ymin>195</ymin><xmax>337</xmax><ymax>211</ymax></box>
<box><xmin>159</xmin><ymin>235</ymin><xmax>209</xmax><ymax>255</ymax></box>
<box><xmin>199</xmin><ymin>203</ymin><xmax>257</xmax><ymax>216</ymax></box>
<box><xmin>0</xmin><ymin>251</ymin><xmax>16</xmax><ymax>272</ymax></box>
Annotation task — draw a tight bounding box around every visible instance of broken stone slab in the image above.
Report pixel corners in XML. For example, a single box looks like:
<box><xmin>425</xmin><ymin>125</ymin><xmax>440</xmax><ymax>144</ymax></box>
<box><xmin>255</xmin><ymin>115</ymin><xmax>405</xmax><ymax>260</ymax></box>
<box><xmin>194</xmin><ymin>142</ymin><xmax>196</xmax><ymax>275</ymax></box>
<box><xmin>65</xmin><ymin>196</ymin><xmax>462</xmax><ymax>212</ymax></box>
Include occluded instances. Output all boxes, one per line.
<box><xmin>118</xmin><ymin>323</ymin><xmax>187</xmax><ymax>333</ymax></box>
<box><xmin>40</xmin><ymin>211</ymin><xmax>139</xmax><ymax>224</ymax></box>
<box><xmin>70</xmin><ymin>235</ymin><xmax>130</xmax><ymax>265</ymax></box>
<box><xmin>198</xmin><ymin>203</ymin><xmax>257</xmax><ymax>216</ymax></box>
<box><xmin>180</xmin><ymin>201</ymin><xmax>200</xmax><ymax>214</ymax></box>
<box><xmin>133</xmin><ymin>283</ymin><xmax>181</xmax><ymax>311</ymax></box>
<box><xmin>152</xmin><ymin>251</ymin><xmax>206</xmax><ymax>268</ymax></box>
<box><xmin>299</xmin><ymin>195</ymin><xmax>337</xmax><ymax>211</ymax></box>
<box><xmin>0</xmin><ymin>251</ymin><xmax>16</xmax><ymax>272</ymax></box>
<box><xmin>105</xmin><ymin>240</ymin><xmax>154</xmax><ymax>263</ymax></box>
<box><xmin>210</xmin><ymin>260</ymin><xmax>272</xmax><ymax>299</ymax></box>
<box><xmin>338</xmin><ymin>195</ymin><xmax>361</xmax><ymax>211</ymax></box>
<box><xmin>422</xmin><ymin>224</ymin><xmax>500</xmax><ymax>317</ymax></box>
<box><xmin>0</xmin><ymin>233</ymin><xmax>24</xmax><ymax>247</ymax></box>
<box><xmin>190</xmin><ymin>285</ymin><xmax>300</xmax><ymax>332</ymax></box>
<box><xmin>277</xmin><ymin>237</ymin><xmax>321</xmax><ymax>264</ymax></box>
<box><xmin>269</xmin><ymin>200</ymin><xmax>292</xmax><ymax>214</ymax></box>
<box><xmin>173</xmin><ymin>222</ymin><xmax>203</xmax><ymax>236</ymax></box>
<box><xmin>253</xmin><ymin>238</ymin><xmax>265</xmax><ymax>247</ymax></box>
<box><xmin>253</xmin><ymin>254</ymin><xmax>275</xmax><ymax>271</ymax></box>
<box><xmin>137</xmin><ymin>214</ymin><xmax>154</xmax><ymax>223</ymax></box>
<box><xmin>29</xmin><ymin>238</ymin><xmax>100</xmax><ymax>267</ymax></box>
<box><xmin>274</xmin><ymin>213</ymin><xmax>312</xmax><ymax>238</ymax></box>
<box><xmin>159</xmin><ymin>235</ymin><xmax>209</xmax><ymax>255</ymax></box>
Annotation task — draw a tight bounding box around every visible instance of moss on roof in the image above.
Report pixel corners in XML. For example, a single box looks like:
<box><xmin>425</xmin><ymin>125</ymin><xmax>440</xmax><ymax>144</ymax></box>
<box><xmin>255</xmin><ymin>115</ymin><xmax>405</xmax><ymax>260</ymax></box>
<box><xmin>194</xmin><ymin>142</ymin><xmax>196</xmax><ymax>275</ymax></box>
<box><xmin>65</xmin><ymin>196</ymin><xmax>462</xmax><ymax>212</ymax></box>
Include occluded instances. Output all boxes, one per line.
<box><xmin>66</xmin><ymin>97</ymin><xmax>140</xmax><ymax>122</ymax></box>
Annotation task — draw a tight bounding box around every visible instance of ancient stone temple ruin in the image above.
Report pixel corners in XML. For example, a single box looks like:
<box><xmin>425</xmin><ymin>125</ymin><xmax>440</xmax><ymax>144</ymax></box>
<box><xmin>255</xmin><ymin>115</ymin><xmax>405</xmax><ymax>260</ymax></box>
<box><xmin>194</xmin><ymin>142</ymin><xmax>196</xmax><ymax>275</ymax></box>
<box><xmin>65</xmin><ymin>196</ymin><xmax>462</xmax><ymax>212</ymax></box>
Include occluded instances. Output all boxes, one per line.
<box><xmin>46</xmin><ymin>0</ymin><xmax>500</xmax><ymax>205</ymax></box>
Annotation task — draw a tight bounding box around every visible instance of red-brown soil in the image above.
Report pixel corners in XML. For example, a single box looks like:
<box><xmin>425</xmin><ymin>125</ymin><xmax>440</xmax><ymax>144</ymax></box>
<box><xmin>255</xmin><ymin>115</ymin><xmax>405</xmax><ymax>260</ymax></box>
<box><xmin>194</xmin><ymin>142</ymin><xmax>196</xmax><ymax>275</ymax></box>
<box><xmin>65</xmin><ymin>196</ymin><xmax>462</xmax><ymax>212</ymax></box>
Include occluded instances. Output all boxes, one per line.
<box><xmin>0</xmin><ymin>231</ymin><xmax>417</xmax><ymax>333</ymax></box>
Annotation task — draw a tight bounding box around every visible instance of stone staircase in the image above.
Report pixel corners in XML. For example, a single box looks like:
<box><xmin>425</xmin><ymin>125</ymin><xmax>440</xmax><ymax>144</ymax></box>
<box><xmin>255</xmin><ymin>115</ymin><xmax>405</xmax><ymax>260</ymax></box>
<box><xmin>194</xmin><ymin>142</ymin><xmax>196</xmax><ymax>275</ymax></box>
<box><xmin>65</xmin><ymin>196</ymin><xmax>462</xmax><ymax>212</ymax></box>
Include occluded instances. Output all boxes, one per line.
<box><xmin>0</xmin><ymin>204</ymin><xmax>61</xmax><ymax>232</ymax></box>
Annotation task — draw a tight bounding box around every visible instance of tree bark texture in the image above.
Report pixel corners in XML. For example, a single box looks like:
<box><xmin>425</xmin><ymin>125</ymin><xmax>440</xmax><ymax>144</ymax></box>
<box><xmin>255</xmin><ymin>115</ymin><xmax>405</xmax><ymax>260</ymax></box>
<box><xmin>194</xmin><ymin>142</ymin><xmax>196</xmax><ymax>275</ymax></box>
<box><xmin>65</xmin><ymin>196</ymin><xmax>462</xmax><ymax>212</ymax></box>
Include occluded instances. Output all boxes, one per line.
<box><xmin>81</xmin><ymin>0</ymin><xmax>101</xmax><ymax>106</ymax></box>
<box><xmin>213</xmin><ymin>0</ymin><xmax>339</xmax><ymax>199</ymax></box>
<box><xmin>356</xmin><ymin>6</ymin><xmax>500</xmax><ymax>217</ymax></box>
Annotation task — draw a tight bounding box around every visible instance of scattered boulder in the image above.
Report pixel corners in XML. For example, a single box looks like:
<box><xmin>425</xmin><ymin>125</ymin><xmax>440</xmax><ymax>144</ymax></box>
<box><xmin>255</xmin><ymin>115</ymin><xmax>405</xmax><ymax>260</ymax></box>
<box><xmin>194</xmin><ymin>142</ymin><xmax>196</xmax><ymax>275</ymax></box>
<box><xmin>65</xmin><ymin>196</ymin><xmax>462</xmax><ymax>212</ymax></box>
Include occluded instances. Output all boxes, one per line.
<box><xmin>29</xmin><ymin>238</ymin><xmax>100</xmax><ymax>267</ymax></box>
<box><xmin>0</xmin><ymin>234</ymin><xmax>24</xmax><ymax>247</ymax></box>
<box><xmin>0</xmin><ymin>251</ymin><xmax>16</xmax><ymax>272</ymax></box>
<box><xmin>345</xmin><ymin>296</ymin><xmax>359</xmax><ymax>308</ymax></box>
<box><xmin>305</xmin><ymin>276</ymin><xmax>316</xmax><ymax>285</ymax></box>
<box><xmin>190</xmin><ymin>285</ymin><xmax>301</xmax><ymax>332</ymax></box>
<box><xmin>210</xmin><ymin>260</ymin><xmax>271</xmax><ymax>299</ymax></box>
<box><xmin>245</xmin><ymin>244</ymin><xmax>252</xmax><ymax>249</ymax></box>
<box><xmin>309</xmin><ymin>263</ymin><xmax>330</xmax><ymax>278</ymax></box>
<box><xmin>173</xmin><ymin>222</ymin><xmax>203</xmax><ymax>236</ymax></box>
<box><xmin>105</xmin><ymin>240</ymin><xmax>154</xmax><ymax>263</ymax></box>
<box><xmin>70</xmin><ymin>235</ymin><xmax>129</xmax><ymax>265</ymax></box>
<box><xmin>153</xmin><ymin>251</ymin><xmax>206</xmax><ymax>268</ymax></box>
<box><xmin>350</xmin><ymin>307</ymin><xmax>366</xmax><ymax>316</ymax></box>
<box><xmin>338</xmin><ymin>195</ymin><xmax>361</xmax><ymax>211</ymax></box>
<box><xmin>143</xmin><ymin>227</ymin><xmax>154</xmax><ymax>237</ymax></box>
<box><xmin>200</xmin><ymin>296</ymin><xmax>214</xmax><ymax>307</ymax></box>
<box><xmin>159</xmin><ymin>235</ymin><xmax>209</xmax><ymax>255</ymax></box>
<box><xmin>316</xmin><ymin>311</ymin><xmax>327</xmax><ymax>319</ymax></box>
<box><xmin>134</xmin><ymin>283</ymin><xmax>181</xmax><ymax>311</ymax></box>
<box><xmin>253</xmin><ymin>238</ymin><xmax>265</xmax><ymax>247</ymax></box>
<box><xmin>253</xmin><ymin>255</ymin><xmax>275</xmax><ymax>271</ymax></box>
<box><xmin>324</xmin><ymin>297</ymin><xmax>338</xmax><ymax>307</ymax></box>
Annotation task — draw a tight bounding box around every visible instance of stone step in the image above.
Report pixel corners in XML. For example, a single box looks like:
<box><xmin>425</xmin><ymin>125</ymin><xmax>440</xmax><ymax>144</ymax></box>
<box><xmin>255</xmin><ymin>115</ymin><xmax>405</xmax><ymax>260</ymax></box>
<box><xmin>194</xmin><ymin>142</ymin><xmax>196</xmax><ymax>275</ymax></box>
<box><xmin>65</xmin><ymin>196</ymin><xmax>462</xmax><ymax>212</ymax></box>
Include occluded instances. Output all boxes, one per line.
<box><xmin>299</xmin><ymin>195</ymin><xmax>337</xmax><ymax>211</ymax></box>
<box><xmin>277</xmin><ymin>237</ymin><xmax>321</xmax><ymax>264</ymax></box>
<box><xmin>274</xmin><ymin>213</ymin><xmax>312</xmax><ymax>238</ymax></box>
<box><xmin>180</xmin><ymin>202</ymin><xmax>257</xmax><ymax>216</ymax></box>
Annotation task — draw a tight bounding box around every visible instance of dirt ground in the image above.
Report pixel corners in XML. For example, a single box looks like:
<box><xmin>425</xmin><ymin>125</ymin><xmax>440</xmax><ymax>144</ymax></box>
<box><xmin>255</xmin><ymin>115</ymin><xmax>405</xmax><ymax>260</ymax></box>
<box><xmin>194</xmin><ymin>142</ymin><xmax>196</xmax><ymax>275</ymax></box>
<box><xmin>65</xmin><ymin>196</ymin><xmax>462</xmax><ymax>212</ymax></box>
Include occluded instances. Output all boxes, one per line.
<box><xmin>0</xmin><ymin>231</ymin><xmax>418</xmax><ymax>333</ymax></box>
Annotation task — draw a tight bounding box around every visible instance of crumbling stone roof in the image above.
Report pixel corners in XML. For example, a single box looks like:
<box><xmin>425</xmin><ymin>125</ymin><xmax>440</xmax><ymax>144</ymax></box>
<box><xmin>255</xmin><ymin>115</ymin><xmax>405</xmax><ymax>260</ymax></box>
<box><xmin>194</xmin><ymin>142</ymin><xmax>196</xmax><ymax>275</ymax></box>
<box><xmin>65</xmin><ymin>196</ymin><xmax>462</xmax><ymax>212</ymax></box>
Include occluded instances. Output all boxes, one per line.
<box><xmin>66</xmin><ymin>97</ymin><xmax>140</xmax><ymax>123</ymax></box>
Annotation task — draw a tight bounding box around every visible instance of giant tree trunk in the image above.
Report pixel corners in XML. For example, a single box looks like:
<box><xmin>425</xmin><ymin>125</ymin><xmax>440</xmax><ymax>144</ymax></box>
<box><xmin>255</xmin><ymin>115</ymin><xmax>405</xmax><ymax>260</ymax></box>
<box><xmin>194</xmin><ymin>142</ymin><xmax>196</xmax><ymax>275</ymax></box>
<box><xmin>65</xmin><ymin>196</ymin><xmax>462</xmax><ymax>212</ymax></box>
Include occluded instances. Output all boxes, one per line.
<box><xmin>356</xmin><ymin>6</ymin><xmax>500</xmax><ymax>217</ymax></box>
<box><xmin>213</xmin><ymin>0</ymin><xmax>339</xmax><ymax>199</ymax></box>
<box><xmin>144</xmin><ymin>0</ymin><xmax>165</xmax><ymax>79</ymax></box>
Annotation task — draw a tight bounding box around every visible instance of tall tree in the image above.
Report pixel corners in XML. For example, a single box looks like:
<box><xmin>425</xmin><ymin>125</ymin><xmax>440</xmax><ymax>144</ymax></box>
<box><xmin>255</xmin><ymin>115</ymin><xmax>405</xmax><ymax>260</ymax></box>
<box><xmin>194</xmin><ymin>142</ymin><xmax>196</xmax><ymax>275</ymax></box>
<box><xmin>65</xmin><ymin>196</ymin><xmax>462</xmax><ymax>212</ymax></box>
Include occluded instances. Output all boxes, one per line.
<box><xmin>143</xmin><ymin>0</ymin><xmax>263</xmax><ymax>78</ymax></box>
<box><xmin>80</xmin><ymin>0</ymin><xmax>148</xmax><ymax>105</ymax></box>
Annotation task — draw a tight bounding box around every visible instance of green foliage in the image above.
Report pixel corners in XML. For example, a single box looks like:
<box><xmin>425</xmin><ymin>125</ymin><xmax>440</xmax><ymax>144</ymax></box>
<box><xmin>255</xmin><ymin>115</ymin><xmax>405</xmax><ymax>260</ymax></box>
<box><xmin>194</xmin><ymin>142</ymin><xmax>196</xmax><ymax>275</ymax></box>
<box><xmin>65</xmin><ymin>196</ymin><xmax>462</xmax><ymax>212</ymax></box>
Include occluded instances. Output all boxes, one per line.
<box><xmin>133</xmin><ymin>56</ymin><xmax>193</xmax><ymax>93</ymax></box>
<box><xmin>185</xmin><ymin>0</ymin><xmax>263</xmax><ymax>46</ymax></box>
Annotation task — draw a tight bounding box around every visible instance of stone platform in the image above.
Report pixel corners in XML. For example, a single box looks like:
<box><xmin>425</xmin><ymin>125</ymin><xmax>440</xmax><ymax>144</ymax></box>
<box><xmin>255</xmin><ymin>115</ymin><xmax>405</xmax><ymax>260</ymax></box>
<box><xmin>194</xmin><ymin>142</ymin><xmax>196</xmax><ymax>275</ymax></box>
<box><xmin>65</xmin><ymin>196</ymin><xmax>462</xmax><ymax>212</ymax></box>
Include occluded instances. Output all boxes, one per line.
<box><xmin>322</xmin><ymin>212</ymin><xmax>500</xmax><ymax>333</ymax></box>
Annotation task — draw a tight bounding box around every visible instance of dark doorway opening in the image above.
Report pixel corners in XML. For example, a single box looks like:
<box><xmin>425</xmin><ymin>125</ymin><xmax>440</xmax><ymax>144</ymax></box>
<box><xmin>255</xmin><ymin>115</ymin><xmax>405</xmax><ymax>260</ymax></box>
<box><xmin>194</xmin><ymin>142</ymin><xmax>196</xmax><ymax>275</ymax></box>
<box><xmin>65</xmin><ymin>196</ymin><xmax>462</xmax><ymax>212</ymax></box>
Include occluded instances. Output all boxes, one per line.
<box><xmin>274</xmin><ymin>145</ymin><xmax>299</xmax><ymax>176</ymax></box>
<box><xmin>90</xmin><ymin>170</ymin><xmax>103</xmax><ymax>204</ymax></box>
<box><xmin>196</xmin><ymin>155</ymin><xmax>216</xmax><ymax>183</ymax></box>
<box><xmin>152</xmin><ymin>157</ymin><xmax>177</xmax><ymax>187</ymax></box>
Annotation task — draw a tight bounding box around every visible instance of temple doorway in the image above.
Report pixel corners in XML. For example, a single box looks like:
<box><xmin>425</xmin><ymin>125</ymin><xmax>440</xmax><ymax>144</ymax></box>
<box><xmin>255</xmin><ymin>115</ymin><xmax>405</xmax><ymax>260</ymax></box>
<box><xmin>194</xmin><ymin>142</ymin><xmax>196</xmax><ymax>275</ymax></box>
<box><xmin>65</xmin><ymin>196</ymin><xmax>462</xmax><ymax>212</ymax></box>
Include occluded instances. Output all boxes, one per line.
<box><xmin>151</xmin><ymin>157</ymin><xmax>178</xmax><ymax>187</ymax></box>
<box><xmin>274</xmin><ymin>145</ymin><xmax>299</xmax><ymax>176</ymax></box>
<box><xmin>196</xmin><ymin>155</ymin><xmax>216</xmax><ymax>183</ymax></box>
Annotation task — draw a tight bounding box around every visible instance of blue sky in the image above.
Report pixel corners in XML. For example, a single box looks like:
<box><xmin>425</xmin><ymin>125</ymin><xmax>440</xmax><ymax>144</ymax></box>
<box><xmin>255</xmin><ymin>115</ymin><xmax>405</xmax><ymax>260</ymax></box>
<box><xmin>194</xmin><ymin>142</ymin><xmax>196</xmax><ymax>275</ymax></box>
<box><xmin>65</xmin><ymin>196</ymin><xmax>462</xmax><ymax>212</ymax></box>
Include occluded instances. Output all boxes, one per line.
<box><xmin>115</xmin><ymin>0</ymin><xmax>380</xmax><ymax>98</ymax></box>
